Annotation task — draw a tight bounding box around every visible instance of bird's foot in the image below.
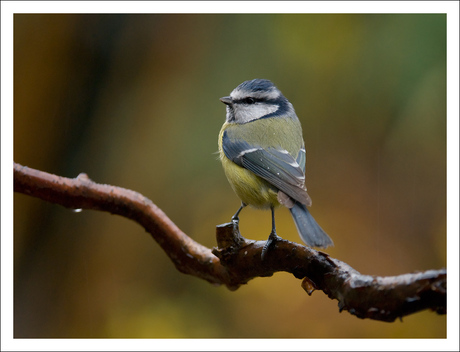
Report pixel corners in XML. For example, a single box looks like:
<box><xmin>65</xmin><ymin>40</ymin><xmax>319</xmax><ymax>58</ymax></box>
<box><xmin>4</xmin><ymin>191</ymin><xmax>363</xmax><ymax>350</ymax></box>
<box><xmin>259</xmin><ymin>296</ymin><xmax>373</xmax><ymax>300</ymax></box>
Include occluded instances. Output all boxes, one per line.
<box><xmin>231</xmin><ymin>215</ymin><xmax>239</xmax><ymax>224</ymax></box>
<box><xmin>231</xmin><ymin>203</ymin><xmax>246</xmax><ymax>225</ymax></box>
<box><xmin>261</xmin><ymin>231</ymin><xmax>282</xmax><ymax>261</ymax></box>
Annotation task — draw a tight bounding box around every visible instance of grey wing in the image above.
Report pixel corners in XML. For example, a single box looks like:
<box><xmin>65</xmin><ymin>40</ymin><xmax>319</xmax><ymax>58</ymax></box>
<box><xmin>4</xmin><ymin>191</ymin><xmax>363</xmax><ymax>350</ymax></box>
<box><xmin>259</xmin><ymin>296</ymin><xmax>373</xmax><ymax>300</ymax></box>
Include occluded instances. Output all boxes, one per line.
<box><xmin>296</xmin><ymin>147</ymin><xmax>306</xmax><ymax>173</ymax></box>
<box><xmin>222</xmin><ymin>130</ymin><xmax>311</xmax><ymax>205</ymax></box>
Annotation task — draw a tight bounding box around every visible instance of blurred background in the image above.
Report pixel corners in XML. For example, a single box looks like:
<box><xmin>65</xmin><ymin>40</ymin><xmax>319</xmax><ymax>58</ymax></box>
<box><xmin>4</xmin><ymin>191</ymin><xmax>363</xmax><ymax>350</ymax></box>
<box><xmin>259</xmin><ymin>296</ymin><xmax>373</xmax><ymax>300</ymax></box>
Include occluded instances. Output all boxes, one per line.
<box><xmin>14</xmin><ymin>14</ymin><xmax>446</xmax><ymax>338</ymax></box>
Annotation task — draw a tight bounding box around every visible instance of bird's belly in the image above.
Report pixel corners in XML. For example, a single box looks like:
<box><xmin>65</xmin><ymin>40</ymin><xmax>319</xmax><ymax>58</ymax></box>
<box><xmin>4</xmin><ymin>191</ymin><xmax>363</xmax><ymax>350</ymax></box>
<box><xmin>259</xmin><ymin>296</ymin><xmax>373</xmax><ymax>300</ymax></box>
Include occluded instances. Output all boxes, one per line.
<box><xmin>222</xmin><ymin>157</ymin><xmax>280</xmax><ymax>209</ymax></box>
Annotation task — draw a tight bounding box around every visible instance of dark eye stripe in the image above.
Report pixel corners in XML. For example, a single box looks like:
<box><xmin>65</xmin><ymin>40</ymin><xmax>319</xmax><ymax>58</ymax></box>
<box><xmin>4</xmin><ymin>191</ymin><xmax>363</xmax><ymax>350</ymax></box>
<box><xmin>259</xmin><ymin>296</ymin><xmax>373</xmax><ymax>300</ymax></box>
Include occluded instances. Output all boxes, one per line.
<box><xmin>234</xmin><ymin>97</ymin><xmax>263</xmax><ymax>105</ymax></box>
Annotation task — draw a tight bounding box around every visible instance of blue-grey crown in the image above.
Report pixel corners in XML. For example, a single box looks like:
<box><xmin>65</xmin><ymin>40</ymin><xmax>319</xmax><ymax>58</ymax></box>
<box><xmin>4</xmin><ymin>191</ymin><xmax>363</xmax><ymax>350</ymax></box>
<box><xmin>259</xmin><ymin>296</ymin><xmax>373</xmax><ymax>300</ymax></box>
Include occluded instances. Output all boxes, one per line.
<box><xmin>231</xmin><ymin>79</ymin><xmax>285</xmax><ymax>103</ymax></box>
<box><xmin>237</xmin><ymin>79</ymin><xmax>277</xmax><ymax>93</ymax></box>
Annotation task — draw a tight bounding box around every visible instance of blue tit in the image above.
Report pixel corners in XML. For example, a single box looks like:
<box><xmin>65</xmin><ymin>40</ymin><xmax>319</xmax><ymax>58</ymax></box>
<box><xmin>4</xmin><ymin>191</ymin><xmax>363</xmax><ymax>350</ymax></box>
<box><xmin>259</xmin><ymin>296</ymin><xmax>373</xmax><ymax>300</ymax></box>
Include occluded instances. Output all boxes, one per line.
<box><xmin>218</xmin><ymin>79</ymin><xmax>333</xmax><ymax>259</ymax></box>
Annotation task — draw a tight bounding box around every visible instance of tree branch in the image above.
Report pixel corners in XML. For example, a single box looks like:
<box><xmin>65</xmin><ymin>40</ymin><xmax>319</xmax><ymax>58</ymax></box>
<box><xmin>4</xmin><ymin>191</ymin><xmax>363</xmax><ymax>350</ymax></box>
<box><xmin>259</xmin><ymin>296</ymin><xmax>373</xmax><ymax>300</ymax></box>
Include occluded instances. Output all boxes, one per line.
<box><xmin>13</xmin><ymin>162</ymin><xmax>446</xmax><ymax>322</ymax></box>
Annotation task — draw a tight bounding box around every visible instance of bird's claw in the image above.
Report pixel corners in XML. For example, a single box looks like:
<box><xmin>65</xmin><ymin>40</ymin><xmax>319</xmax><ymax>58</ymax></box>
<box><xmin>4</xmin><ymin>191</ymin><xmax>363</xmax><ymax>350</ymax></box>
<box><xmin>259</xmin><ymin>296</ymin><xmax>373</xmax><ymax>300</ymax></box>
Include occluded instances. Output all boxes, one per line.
<box><xmin>261</xmin><ymin>231</ymin><xmax>282</xmax><ymax>261</ymax></box>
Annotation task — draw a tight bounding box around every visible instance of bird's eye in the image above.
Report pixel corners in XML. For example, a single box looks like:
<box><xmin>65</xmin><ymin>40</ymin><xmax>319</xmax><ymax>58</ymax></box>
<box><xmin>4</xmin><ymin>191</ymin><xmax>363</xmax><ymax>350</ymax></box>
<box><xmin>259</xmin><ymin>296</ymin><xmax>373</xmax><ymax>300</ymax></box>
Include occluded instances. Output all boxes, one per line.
<box><xmin>244</xmin><ymin>97</ymin><xmax>256</xmax><ymax>105</ymax></box>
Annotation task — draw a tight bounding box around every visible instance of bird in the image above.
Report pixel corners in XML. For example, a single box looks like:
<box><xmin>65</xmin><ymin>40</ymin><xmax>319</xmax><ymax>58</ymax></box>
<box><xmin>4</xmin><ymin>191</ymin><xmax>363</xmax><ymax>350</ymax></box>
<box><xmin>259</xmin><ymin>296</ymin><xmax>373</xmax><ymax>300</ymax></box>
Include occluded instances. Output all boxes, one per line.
<box><xmin>217</xmin><ymin>78</ymin><xmax>333</xmax><ymax>259</ymax></box>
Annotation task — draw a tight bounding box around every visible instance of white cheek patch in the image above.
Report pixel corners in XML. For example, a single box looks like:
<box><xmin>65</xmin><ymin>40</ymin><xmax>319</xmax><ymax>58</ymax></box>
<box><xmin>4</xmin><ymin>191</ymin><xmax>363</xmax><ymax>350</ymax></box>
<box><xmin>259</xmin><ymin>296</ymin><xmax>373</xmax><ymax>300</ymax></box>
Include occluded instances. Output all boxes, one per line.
<box><xmin>234</xmin><ymin>103</ymin><xmax>279</xmax><ymax>123</ymax></box>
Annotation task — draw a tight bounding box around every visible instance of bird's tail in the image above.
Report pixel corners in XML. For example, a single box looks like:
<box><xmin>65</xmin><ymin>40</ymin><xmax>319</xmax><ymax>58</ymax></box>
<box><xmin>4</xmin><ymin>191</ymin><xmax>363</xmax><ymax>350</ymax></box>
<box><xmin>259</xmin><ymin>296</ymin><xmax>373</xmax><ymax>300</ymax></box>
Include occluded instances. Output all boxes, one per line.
<box><xmin>289</xmin><ymin>202</ymin><xmax>333</xmax><ymax>248</ymax></box>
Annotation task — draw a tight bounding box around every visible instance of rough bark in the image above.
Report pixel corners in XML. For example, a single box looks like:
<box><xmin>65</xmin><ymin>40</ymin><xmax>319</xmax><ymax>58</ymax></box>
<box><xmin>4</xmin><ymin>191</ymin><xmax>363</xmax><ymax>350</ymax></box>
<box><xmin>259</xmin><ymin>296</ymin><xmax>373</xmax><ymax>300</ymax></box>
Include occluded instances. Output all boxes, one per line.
<box><xmin>13</xmin><ymin>162</ymin><xmax>446</xmax><ymax>322</ymax></box>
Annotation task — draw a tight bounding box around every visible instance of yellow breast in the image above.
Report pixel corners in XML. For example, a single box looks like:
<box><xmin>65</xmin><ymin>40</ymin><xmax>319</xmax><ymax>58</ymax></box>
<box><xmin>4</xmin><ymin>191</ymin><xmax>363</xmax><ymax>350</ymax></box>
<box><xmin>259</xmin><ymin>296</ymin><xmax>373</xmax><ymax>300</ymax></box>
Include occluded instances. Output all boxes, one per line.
<box><xmin>218</xmin><ymin>123</ymin><xmax>281</xmax><ymax>209</ymax></box>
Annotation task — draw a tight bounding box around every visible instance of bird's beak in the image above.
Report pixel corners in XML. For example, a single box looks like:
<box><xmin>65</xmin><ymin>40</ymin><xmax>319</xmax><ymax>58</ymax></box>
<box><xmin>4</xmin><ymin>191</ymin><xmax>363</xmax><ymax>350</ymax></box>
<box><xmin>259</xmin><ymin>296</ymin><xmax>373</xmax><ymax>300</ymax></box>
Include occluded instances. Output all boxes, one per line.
<box><xmin>220</xmin><ymin>96</ymin><xmax>233</xmax><ymax>105</ymax></box>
